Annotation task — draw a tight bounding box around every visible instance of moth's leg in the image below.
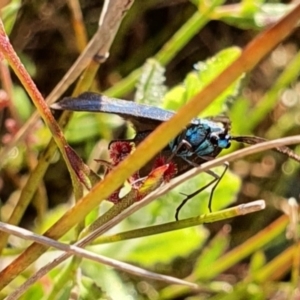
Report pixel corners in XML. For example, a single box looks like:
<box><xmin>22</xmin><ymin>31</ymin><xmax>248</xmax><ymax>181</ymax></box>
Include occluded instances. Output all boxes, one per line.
<box><xmin>168</xmin><ymin>139</ymin><xmax>192</xmax><ymax>162</ymax></box>
<box><xmin>175</xmin><ymin>162</ymin><xmax>229</xmax><ymax>220</ymax></box>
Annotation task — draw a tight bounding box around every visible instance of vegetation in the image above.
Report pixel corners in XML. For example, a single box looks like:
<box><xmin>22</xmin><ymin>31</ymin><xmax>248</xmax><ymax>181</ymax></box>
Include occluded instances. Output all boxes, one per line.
<box><xmin>0</xmin><ymin>1</ymin><xmax>299</xmax><ymax>299</ymax></box>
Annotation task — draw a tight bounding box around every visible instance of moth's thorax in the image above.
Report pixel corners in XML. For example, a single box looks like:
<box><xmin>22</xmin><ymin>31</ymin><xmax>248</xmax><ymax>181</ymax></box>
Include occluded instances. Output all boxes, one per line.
<box><xmin>169</xmin><ymin>119</ymin><xmax>231</xmax><ymax>159</ymax></box>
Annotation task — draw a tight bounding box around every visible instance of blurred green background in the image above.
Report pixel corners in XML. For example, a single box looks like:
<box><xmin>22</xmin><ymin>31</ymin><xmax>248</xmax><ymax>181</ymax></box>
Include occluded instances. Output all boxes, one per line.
<box><xmin>0</xmin><ymin>0</ymin><xmax>300</xmax><ymax>299</ymax></box>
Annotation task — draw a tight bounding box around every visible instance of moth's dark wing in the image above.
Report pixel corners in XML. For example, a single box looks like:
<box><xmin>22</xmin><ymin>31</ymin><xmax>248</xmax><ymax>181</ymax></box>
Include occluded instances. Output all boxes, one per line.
<box><xmin>232</xmin><ymin>135</ymin><xmax>300</xmax><ymax>163</ymax></box>
<box><xmin>51</xmin><ymin>92</ymin><xmax>177</xmax><ymax>132</ymax></box>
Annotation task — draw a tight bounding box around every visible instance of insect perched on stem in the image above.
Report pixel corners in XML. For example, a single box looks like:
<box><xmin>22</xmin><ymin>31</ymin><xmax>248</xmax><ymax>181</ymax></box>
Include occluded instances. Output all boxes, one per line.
<box><xmin>51</xmin><ymin>92</ymin><xmax>300</xmax><ymax>220</ymax></box>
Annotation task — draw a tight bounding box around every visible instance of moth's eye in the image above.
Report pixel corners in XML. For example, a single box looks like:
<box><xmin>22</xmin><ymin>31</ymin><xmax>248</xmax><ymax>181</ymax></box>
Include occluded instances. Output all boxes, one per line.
<box><xmin>209</xmin><ymin>133</ymin><xmax>219</xmax><ymax>145</ymax></box>
<box><xmin>218</xmin><ymin>140</ymin><xmax>231</xmax><ymax>149</ymax></box>
<box><xmin>224</xmin><ymin>141</ymin><xmax>231</xmax><ymax>149</ymax></box>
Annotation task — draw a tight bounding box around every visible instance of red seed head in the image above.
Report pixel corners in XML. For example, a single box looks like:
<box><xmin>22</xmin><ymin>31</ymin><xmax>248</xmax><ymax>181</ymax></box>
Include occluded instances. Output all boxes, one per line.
<box><xmin>109</xmin><ymin>141</ymin><xmax>133</xmax><ymax>164</ymax></box>
<box><xmin>153</xmin><ymin>156</ymin><xmax>177</xmax><ymax>182</ymax></box>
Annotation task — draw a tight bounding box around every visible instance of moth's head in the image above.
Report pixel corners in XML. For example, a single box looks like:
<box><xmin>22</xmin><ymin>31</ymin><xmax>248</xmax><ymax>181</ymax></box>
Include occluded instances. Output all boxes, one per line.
<box><xmin>208</xmin><ymin>117</ymin><xmax>231</xmax><ymax>150</ymax></box>
<box><xmin>210</xmin><ymin>131</ymin><xmax>231</xmax><ymax>149</ymax></box>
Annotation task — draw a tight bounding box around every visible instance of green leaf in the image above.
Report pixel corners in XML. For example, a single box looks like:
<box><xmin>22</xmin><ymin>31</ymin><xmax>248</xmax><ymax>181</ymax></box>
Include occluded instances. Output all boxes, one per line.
<box><xmin>134</xmin><ymin>58</ymin><xmax>166</xmax><ymax>106</ymax></box>
<box><xmin>249</xmin><ymin>250</ymin><xmax>266</xmax><ymax>275</ymax></box>
<box><xmin>19</xmin><ymin>282</ymin><xmax>44</xmax><ymax>300</ymax></box>
<box><xmin>254</xmin><ymin>4</ymin><xmax>294</xmax><ymax>28</ymax></box>
<box><xmin>64</xmin><ymin>112</ymin><xmax>124</xmax><ymax>143</ymax></box>
<box><xmin>80</xmin><ymin>276</ymin><xmax>109</xmax><ymax>300</ymax></box>
<box><xmin>12</xmin><ymin>86</ymin><xmax>33</xmax><ymax>122</ymax></box>
<box><xmin>117</xmin><ymin>226</ymin><xmax>208</xmax><ymax>266</ymax></box>
<box><xmin>162</xmin><ymin>47</ymin><xmax>243</xmax><ymax>117</ymax></box>
<box><xmin>1</xmin><ymin>0</ymin><xmax>21</xmax><ymax>35</ymax></box>
<box><xmin>194</xmin><ymin>230</ymin><xmax>230</xmax><ymax>279</ymax></box>
<box><xmin>215</xmin><ymin>3</ymin><xmax>294</xmax><ymax>30</ymax></box>
<box><xmin>82</xmin><ymin>262</ymin><xmax>133</xmax><ymax>299</ymax></box>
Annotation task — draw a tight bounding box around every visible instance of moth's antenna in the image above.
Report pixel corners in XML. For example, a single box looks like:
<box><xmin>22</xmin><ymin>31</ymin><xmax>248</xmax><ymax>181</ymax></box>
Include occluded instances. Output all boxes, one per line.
<box><xmin>231</xmin><ymin>135</ymin><xmax>300</xmax><ymax>163</ymax></box>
